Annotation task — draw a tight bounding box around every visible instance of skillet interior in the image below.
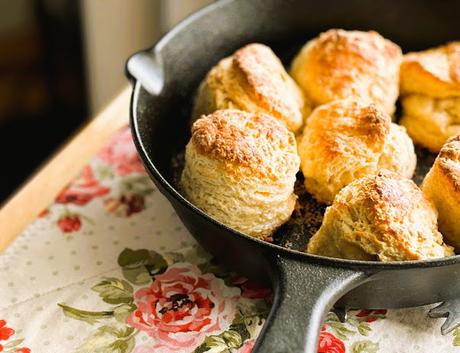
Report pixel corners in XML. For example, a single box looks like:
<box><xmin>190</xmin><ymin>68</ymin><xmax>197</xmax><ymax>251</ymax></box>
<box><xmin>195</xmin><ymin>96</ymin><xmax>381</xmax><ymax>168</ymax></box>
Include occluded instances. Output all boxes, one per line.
<box><xmin>130</xmin><ymin>0</ymin><xmax>460</xmax><ymax>269</ymax></box>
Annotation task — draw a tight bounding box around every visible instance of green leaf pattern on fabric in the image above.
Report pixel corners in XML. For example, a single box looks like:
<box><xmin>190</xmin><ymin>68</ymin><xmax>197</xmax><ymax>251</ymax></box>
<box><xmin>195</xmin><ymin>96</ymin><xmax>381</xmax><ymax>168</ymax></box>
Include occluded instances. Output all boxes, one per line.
<box><xmin>92</xmin><ymin>278</ymin><xmax>134</xmax><ymax>305</ymax></box>
<box><xmin>94</xmin><ymin>165</ymin><xmax>115</xmax><ymax>180</ymax></box>
<box><xmin>113</xmin><ymin>303</ymin><xmax>137</xmax><ymax>323</ymax></box>
<box><xmin>59</xmin><ymin>247</ymin><xmax>270</xmax><ymax>353</ymax></box>
<box><xmin>325</xmin><ymin>311</ymin><xmax>383</xmax><ymax>341</ymax></box>
<box><xmin>3</xmin><ymin>338</ymin><xmax>25</xmax><ymax>349</ymax></box>
<box><xmin>76</xmin><ymin>325</ymin><xmax>136</xmax><ymax>353</ymax></box>
<box><xmin>58</xmin><ymin>304</ymin><xmax>114</xmax><ymax>325</ymax></box>
<box><xmin>56</xmin><ymin>247</ymin><xmax>388</xmax><ymax>353</ymax></box>
<box><xmin>326</xmin><ymin>313</ymin><xmax>358</xmax><ymax>340</ymax></box>
<box><xmin>351</xmin><ymin>340</ymin><xmax>379</xmax><ymax>353</ymax></box>
<box><xmin>119</xmin><ymin>175</ymin><xmax>154</xmax><ymax>197</ymax></box>
<box><xmin>452</xmin><ymin>327</ymin><xmax>460</xmax><ymax>346</ymax></box>
<box><xmin>193</xmin><ymin>301</ymin><xmax>270</xmax><ymax>353</ymax></box>
<box><xmin>117</xmin><ymin>248</ymin><xmax>168</xmax><ymax>285</ymax></box>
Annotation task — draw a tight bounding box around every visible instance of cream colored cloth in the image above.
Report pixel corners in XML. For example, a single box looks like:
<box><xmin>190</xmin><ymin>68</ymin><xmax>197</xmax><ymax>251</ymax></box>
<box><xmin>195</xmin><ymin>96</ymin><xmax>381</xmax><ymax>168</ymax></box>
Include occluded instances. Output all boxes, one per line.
<box><xmin>0</xmin><ymin>127</ymin><xmax>457</xmax><ymax>353</ymax></box>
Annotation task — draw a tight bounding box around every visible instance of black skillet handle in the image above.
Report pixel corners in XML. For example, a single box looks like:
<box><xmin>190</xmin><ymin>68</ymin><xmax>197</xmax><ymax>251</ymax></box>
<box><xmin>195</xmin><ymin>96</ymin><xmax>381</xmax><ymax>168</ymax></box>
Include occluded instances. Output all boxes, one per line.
<box><xmin>253</xmin><ymin>254</ymin><xmax>369</xmax><ymax>353</ymax></box>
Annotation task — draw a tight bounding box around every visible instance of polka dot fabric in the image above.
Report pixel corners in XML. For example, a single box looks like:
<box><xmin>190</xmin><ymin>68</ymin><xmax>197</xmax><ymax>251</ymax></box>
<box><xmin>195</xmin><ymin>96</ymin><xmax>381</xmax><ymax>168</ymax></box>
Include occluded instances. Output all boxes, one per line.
<box><xmin>0</xmin><ymin>126</ymin><xmax>457</xmax><ymax>352</ymax></box>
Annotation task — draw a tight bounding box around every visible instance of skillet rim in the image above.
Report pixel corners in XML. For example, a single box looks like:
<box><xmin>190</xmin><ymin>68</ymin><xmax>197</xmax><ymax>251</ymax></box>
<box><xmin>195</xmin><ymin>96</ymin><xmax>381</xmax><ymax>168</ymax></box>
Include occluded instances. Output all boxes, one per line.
<box><xmin>129</xmin><ymin>0</ymin><xmax>460</xmax><ymax>271</ymax></box>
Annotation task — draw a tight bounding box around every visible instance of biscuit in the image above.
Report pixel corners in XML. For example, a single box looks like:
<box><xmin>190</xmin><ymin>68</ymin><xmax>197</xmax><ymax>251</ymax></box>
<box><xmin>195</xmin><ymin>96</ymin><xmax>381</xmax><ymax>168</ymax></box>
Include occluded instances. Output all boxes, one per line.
<box><xmin>307</xmin><ymin>171</ymin><xmax>454</xmax><ymax>261</ymax></box>
<box><xmin>192</xmin><ymin>43</ymin><xmax>309</xmax><ymax>133</ymax></box>
<box><xmin>400</xmin><ymin>42</ymin><xmax>460</xmax><ymax>98</ymax></box>
<box><xmin>290</xmin><ymin>29</ymin><xmax>402</xmax><ymax>114</ymax></box>
<box><xmin>400</xmin><ymin>95</ymin><xmax>460</xmax><ymax>152</ymax></box>
<box><xmin>298</xmin><ymin>100</ymin><xmax>416</xmax><ymax>204</ymax></box>
<box><xmin>423</xmin><ymin>135</ymin><xmax>460</xmax><ymax>251</ymax></box>
<box><xmin>399</xmin><ymin>42</ymin><xmax>460</xmax><ymax>152</ymax></box>
<box><xmin>181</xmin><ymin>109</ymin><xmax>300</xmax><ymax>239</ymax></box>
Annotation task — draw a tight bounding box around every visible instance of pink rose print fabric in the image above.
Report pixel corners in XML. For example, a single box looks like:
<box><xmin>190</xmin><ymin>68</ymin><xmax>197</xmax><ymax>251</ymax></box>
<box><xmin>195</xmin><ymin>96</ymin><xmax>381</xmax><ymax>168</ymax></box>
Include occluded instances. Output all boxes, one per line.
<box><xmin>58</xmin><ymin>247</ymin><xmax>270</xmax><ymax>353</ymax></box>
<box><xmin>44</xmin><ymin>128</ymin><xmax>153</xmax><ymax>234</ymax></box>
<box><xmin>0</xmin><ymin>320</ymin><xmax>14</xmax><ymax>342</ymax></box>
<box><xmin>0</xmin><ymin>320</ymin><xmax>30</xmax><ymax>353</ymax></box>
<box><xmin>98</xmin><ymin>128</ymin><xmax>145</xmax><ymax>176</ymax></box>
<box><xmin>3</xmin><ymin>126</ymin><xmax>459</xmax><ymax>353</ymax></box>
<box><xmin>104</xmin><ymin>194</ymin><xmax>146</xmax><ymax>217</ymax></box>
<box><xmin>318</xmin><ymin>331</ymin><xmax>345</xmax><ymax>353</ymax></box>
<box><xmin>56</xmin><ymin>166</ymin><xmax>110</xmax><ymax>206</ymax></box>
<box><xmin>236</xmin><ymin>339</ymin><xmax>255</xmax><ymax>353</ymax></box>
<box><xmin>57</xmin><ymin>214</ymin><xmax>82</xmax><ymax>233</ymax></box>
<box><xmin>127</xmin><ymin>264</ymin><xmax>239</xmax><ymax>353</ymax></box>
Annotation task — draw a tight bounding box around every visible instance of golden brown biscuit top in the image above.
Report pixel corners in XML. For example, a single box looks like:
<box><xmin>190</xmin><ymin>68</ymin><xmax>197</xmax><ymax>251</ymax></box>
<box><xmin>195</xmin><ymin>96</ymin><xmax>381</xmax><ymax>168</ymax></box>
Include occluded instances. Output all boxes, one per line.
<box><xmin>448</xmin><ymin>42</ymin><xmax>460</xmax><ymax>82</ymax></box>
<box><xmin>306</xmin><ymin>29</ymin><xmax>401</xmax><ymax>95</ymax></box>
<box><xmin>232</xmin><ymin>44</ymin><xmax>303</xmax><ymax>122</ymax></box>
<box><xmin>313</xmin><ymin>29</ymin><xmax>401</xmax><ymax>66</ymax></box>
<box><xmin>404</xmin><ymin>42</ymin><xmax>460</xmax><ymax>83</ymax></box>
<box><xmin>350</xmin><ymin>170</ymin><xmax>416</xmax><ymax>217</ymax></box>
<box><xmin>401</xmin><ymin>41</ymin><xmax>460</xmax><ymax>95</ymax></box>
<box><xmin>191</xmin><ymin>109</ymin><xmax>297</xmax><ymax>177</ymax></box>
<box><xmin>307</xmin><ymin>100</ymin><xmax>390</xmax><ymax>157</ymax></box>
<box><xmin>336</xmin><ymin>170</ymin><xmax>439</xmax><ymax>260</ymax></box>
<box><xmin>436</xmin><ymin>135</ymin><xmax>460</xmax><ymax>191</ymax></box>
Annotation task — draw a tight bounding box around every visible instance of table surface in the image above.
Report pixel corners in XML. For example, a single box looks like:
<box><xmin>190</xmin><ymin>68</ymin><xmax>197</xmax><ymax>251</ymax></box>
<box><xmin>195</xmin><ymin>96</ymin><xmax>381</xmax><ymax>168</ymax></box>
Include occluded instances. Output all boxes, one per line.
<box><xmin>0</xmin><ymin>91</ymin><xmax>459</xmax><ymax>353</ymax></box>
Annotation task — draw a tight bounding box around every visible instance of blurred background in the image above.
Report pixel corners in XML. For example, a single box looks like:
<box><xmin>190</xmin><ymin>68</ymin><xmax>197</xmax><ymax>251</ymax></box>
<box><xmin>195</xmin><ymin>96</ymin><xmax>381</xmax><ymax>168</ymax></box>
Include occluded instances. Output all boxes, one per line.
<box><xmin>0</xmin><ymin>0</ymin><xmax>212</xmax><ymax>203</ymax></box>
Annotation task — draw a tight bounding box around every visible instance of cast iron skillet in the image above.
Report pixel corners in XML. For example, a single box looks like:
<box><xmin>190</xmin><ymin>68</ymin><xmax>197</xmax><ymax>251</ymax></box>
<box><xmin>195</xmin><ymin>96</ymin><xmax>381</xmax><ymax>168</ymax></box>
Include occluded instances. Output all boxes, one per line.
<box><xmin>126</xmin><ymin>1</ymin><xmax>460</xmax><ymax>352</ymax></box>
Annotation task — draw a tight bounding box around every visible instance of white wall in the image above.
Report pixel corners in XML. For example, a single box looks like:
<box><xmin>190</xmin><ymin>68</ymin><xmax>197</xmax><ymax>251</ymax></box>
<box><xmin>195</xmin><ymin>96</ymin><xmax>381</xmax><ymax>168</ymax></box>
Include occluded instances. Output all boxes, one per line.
<box><xmin>81</xmin><ymin>0</ymin><xmax>212</xmax><ymax>115</ymax></box>
<box><xmin>80</xmin><ymin>0</ymin><xmax>160</xmax><ymax>114</ymax></box>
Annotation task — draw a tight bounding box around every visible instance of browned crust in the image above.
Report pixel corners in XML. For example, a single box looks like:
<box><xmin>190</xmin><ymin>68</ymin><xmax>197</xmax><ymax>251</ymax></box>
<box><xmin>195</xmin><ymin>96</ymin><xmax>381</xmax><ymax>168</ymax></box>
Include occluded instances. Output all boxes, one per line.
<box><xmin>364</xmin><ymin>171</ymin><xmax>416</xmax><ymax>218</ymax></box>
<box><xmin>401</xmin><ymin>41</ymin><xmax>460</xmax><ymax>94</ymax></box>
<box><xmin>448</xmin><ymin>42</ymin><xmax>460</xmax><ymax>83</ymax></box>
<box><xmin>303</xmin><ymin>29</ymin><xmax>401</xmax><ymax>107</ymax></box>
<box><xmin>436</xmin><ymin>135</ymin><xmax>460</xmax><ymax>192</ymax></box>
<box><xmin>312</xmin><ymin>29</ymin><xmax>400</xmax><ymax>76</ymax></box>
<box><xmin>191</xmin><ymin>109</ymin><xmax>296</xmax><ymax>173</ymax></box>
<box><xmin>232</xmin><ymin>44</ymin><xmax>302</xmax><ymax>121</ymax></box>
<box><xmin>350</xmin><ymin>171</ymin><xmax>434</xmax><ymax>260</ymax></box>
<box><xmin>309</xmin><ymin>100</ymin><xmax>390</xmax><ymax>159</ymax></box>
<box><xmin>309</xmin><ymin>169</ymin><xmax>452</xmax><ymax>261</ymax></box>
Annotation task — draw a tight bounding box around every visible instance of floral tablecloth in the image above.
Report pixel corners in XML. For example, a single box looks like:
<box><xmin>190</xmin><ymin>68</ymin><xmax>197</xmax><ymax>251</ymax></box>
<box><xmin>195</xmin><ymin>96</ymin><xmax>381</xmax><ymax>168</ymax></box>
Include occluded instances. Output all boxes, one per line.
<box><xmin>0</xmin><ymin>126</ymin><xmax>458</xmax><ymax>353</ymax></box>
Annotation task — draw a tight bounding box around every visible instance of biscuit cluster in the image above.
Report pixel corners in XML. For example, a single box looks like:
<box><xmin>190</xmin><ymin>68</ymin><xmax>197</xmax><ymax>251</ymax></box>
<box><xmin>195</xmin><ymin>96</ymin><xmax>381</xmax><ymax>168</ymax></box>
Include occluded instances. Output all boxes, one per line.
<box><xmin>298</xmin><ymin>99</ymin><xmax>415</xmax><ymax>204</ymax></box>
<box><xmin>180</xmin><ymin>30</ymin><xmax>460</xmax><ymax>261</ymax></box>
<box><xmin>399</xmin><ymin>42</ymin><xmax>460</xmax><ymax>152</ymax></box>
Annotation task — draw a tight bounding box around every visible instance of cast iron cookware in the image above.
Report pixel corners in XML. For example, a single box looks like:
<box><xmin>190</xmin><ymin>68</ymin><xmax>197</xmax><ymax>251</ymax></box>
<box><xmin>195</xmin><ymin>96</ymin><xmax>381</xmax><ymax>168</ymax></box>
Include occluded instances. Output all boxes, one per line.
<box><xmin>126</xmin><ymin>1</ymin><xmax>460</xmax><ymax>352</ymax></box>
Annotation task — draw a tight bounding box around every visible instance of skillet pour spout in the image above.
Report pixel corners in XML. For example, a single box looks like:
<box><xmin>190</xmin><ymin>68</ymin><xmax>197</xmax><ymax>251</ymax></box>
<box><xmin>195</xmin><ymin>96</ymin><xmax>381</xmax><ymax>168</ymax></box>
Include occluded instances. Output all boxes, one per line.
<box><xmin>126</xmin><ymin>0</ymin><xmax>460</xmax><ymax>352</ymax></box>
